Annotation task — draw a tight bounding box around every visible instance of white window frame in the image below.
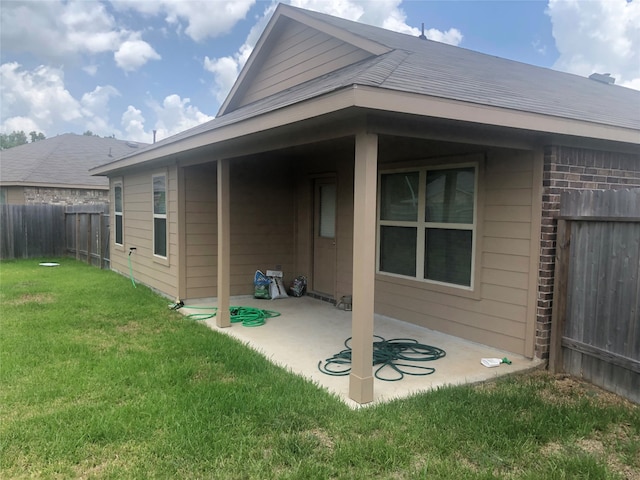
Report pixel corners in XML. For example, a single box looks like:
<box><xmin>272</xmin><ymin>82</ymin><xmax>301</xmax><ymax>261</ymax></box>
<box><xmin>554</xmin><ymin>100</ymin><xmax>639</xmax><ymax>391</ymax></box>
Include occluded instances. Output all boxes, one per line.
<box><xmin>152</xmin><ymin>172</ymin><xmax>168</xmax><ymax>259</ymax></box>
<box><xmin>113</xmin><ymin>179</ymin><xmax>123</xmax><ymax>247</ymax></box>
<box><xmin>376</xmin><ymin>161</ymin><xmax>478</xmax><ymax>291</ymax></box>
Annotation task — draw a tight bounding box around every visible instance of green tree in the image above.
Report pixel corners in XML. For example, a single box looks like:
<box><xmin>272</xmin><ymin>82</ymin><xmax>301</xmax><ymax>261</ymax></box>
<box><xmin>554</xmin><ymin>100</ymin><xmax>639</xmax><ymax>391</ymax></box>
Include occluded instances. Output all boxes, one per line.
<box><xmin>83</xmin><ymin>130</ymin><xmax>98</xmax><ymax>136</ymax></box>
<box><xmin>29</xmin><ymin>131</ymin><xmax>46</xmax><ymax>143</ymax></box>
<box><xmin>0</xmin><ymin>131</ymin><xmax>28</xmax><ymax>150</ymax></box>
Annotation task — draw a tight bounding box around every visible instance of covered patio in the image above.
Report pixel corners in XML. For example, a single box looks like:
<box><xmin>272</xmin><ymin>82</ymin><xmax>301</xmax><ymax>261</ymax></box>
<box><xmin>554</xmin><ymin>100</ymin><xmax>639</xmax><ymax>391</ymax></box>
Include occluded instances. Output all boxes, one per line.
<box><xmin>180</xmin><ymin>296</ymin><xmax>542</xmax><ymax>408</ymax></box>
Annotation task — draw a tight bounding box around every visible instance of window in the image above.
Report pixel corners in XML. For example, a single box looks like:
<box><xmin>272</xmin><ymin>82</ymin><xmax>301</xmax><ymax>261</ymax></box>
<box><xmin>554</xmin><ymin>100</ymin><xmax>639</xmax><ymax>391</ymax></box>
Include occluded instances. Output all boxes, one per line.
<box><xmin>114</xmin><ymin>181</ymin><xmax>123</xmax><ymax>246</ymax></box>
<box><xmin>153</xmin><ymin>174</ymin><xmax>167</xmax><ymax>257</ymax></box>
<box><xmin>377</xmin><ymin>164</ymin><xmax>477</xmax><ymax>288</ymax></box>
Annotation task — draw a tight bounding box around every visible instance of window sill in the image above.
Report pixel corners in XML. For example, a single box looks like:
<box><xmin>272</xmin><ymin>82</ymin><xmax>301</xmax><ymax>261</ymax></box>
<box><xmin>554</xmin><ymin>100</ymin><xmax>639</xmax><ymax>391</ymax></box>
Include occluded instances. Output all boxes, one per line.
<box><xmin>375</xmin><ymin>272</ymin><xmax>481</xmax><ymax>300</ymax></box>
<box><xmin>153</xmin><ymin>254</ymin><xmax>170</xmax><ymax>267</ymax></box>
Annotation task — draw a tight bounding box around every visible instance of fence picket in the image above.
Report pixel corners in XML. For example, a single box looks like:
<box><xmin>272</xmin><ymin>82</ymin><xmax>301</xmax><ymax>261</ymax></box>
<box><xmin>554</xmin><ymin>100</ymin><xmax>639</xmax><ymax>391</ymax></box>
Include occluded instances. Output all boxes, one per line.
<box><xmin>552</xmin><ymin>189</ymin><xmax>640</xmax><ymax>404</ymax></box>
<box><xmin>0</xmin><ymin>204</ymin><xmax>109</xmax><ymax>268</ymax></box>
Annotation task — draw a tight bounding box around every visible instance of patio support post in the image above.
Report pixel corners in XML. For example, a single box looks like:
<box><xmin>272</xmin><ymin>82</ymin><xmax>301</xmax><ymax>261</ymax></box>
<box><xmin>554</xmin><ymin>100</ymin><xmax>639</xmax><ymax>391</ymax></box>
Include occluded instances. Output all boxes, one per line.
<box><xmin>217</xmin><ymin>158</ymin><xmax>231</xmax><ymax>328</ymax></box>
<box><xmin>349</xmin><ymin>131</ymin><xmax>378</xmax><ymax>404</ymax></box>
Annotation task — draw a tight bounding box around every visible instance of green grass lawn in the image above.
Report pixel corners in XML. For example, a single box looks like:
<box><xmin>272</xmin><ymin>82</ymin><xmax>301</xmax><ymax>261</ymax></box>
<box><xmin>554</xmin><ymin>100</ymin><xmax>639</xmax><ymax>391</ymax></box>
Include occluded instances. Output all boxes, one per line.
<box><xmin>1</xmin><ymin>259</ymin><xmax>638</xmax><ymax>479</ymax></box>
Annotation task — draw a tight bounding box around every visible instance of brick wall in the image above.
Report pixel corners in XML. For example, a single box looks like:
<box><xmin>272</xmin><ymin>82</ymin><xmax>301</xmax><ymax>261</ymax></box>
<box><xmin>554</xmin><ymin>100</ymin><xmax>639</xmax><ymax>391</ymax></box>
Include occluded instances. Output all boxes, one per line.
<box><xmin>536</xmin><ymin>146</ymin><xmax>640</xmax><ymax>359</ymax></box>
<box><xmin>23</xmin><ymin>187</ymin><xmax>109</xmax><ymax>206</ymax></box>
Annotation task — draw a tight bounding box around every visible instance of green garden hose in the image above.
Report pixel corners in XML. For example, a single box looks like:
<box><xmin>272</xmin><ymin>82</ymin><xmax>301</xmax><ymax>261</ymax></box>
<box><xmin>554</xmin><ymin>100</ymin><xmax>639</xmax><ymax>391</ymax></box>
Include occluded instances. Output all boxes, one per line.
<box><xmin>179</xmin><ymin>305</ymin><xmax>280</xmax><ymax>327</ymax></box>
<box><xmin>318</xmin><ymin>335</ymin><xmax>446</xmax><ymax>381</ymax></box>
<box><xmin>128</xmin><ymin>251</ymin><xmax>137</xmax><ymax>288</ymax></box>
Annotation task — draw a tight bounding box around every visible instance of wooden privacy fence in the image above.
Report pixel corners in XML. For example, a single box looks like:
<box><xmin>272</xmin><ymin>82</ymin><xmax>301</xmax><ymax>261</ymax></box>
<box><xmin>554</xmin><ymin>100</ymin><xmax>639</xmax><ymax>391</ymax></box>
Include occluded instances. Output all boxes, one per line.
<box><xmin>0</xmin><ymin>204</ymin><xmax>110</xmax><ymax>268</ymax></box>
<box><xmin>549</xmin><ymin>189</ymin><xmax>639</xmax><ymax>403</ymax></box>
<box><xmin>65</xmin><ymin>204</ymin><xmax>110</xmax><ymax>269</ymax></box>
<box><xmin>0</xmin><ymin>205</ymin><xmax>66</xmax><ymax>259</ymax></box>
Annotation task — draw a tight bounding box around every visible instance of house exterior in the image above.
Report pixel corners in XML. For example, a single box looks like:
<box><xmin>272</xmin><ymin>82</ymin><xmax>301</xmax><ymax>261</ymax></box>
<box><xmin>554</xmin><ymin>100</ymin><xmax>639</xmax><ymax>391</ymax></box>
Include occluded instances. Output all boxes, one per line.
<box><xmin>91</xmin><ymin>4</ymin><xmax>640</xmax><ymax>404</ymax></box>
<box><xmin>0</xmin><ymin>133</ymin><xmax>147</xmax><ymax>206</ymax></box>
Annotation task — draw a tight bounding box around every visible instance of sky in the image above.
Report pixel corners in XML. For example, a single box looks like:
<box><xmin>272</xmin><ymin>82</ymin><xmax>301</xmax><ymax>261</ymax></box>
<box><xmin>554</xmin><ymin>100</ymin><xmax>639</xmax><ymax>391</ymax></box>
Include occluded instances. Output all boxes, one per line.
<box><xmin>1</xmin><ymin>0</ymin><xmax>638</xmax><ymax>144</ymax></box>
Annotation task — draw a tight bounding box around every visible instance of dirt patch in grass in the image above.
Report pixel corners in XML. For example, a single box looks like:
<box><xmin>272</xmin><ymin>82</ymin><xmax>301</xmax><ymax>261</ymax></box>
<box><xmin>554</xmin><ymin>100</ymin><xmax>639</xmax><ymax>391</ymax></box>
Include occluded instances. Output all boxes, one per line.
<box><xmin>307</xmin><ymin>428</ymin><xmax>335</xmax><ymax>451</ymax></box>
<box><xmin>526</xmin><ymin>370</ymin><xmax>636</xmax><ymax>409</ymax></box>
<box><xmin>190</xmin><ymin>364</ymin><xmax>236</xmax><ymax>384</ymax></box>
<box><xmin>6</xmin><ymin>293</ymin><xmax>55</xmax><ymax>306</ymax></box>
<box><xmin>540</xmin><ymin>441</ymin><xmax>563</xmax><ymax>457</ymax></box>
<box><xmin>116</xmin><ymin>321</ymin><xmax>143</xmax><ymax>334</ymax></box>
<box><xmin>541</xmin><ymin>429</ymin><xmax>640</xmax><ymax>480</ymax></box>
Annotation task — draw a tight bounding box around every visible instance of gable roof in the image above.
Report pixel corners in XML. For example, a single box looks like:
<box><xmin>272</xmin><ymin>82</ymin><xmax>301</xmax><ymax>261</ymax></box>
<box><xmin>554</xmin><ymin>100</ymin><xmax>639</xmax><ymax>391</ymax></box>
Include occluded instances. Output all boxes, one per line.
<box><xmin>223</xmin><ymin>3</ymin><xmax>638</xmax><ymax>129</ymax></box>
<box><xmin>1</xmin><ymin>133</ymin><xmax>147</xmax><ymax>188</ymax></box>
<box><xmin>92</xmin><ymin>3</ymin><xmax>639</xmax><ymax>175</ymax></box>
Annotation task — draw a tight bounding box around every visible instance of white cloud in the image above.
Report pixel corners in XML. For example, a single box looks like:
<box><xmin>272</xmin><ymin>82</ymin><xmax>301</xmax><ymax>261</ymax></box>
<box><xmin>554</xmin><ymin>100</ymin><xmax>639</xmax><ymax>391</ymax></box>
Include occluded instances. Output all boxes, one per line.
<box><xmin>422</xmin><ymin>27</ymin><xmax>463</xmax><ymax>46</ymax></box>
<box><xmin>0</xmin><ymin>62</ymin><xmax>121</xmax><ymax>137</ymax></box>
<box><xmin>121</xmin><ymin>105</ymin><xmax>147</xmax><ymax>142</ymax></box>
<box><xmin>153</xmin><ymin>94</ymin><xmax>214</xmax><ymax>138</ymax></box>
<box><xmin>114</xmin><ymin>33</ymin><xmax>162</xmax><ymax>72</ymax></box>
<box><xmin>1</xmin><ymin>0</ymin><xmax>159</xmax><ymax>73</ymax></box>
<box><xmin>113</xmin><ymin>0</ymin><xmax>256</xmax><ymax>42</ymax></box>
<box><xmin>1</xmin><ymin>116</ymin><xmax>41</xmax><ymax>135</ymax></box>
<box><xmin>547</xmin><ymin>0</ymin><xmax>640</xmax><ymax>90</ymax></box>
<box><xmin>532</xmin><ymin>39</ymin><xmax>547</xmax><ymax>56</ymax></box>
<box><xmin>80</xmin><ymin>86</ymin><xmax>121</xmax><ymax>136</ymax></box>
<box><xmin>0</xmin><ymin>62</ymin><xmax>82</xmax><ymax>134</ymax></box>
<box><xmin>204</xmin><ymin>0</ymin><xmax>463</xmax><ymax>108</ymax></box>
<box><xmin>121</xmin><ymin>95</ymin><xmax>214</xmax><ymax>143</ymax></box>
<box><xmin>83</xmin><ymin>65</ymin><xmax>99</xmax><ymax>76</ymax></box>
<box><xmin>204</xmin><ymin>56</ymin><xmax>243</xmax><ymax>104</ymax></box>
<box><xmin>1</xmin><ymin>1</ymin><xmax>121</xmax><ymax>59</ymax></box>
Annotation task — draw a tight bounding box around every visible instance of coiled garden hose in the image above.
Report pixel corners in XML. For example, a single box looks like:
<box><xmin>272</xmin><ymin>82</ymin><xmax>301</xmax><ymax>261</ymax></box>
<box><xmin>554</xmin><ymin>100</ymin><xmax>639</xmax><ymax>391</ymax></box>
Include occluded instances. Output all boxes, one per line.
<box><xmin>174</xmin><ymin>305</ymin><xmax>280</xmax><ymax>327</ymax></box>
<box><xmin>318</xmin><ymin>335</ymin><xmax>446</xmax><ymax>381</ymax></box>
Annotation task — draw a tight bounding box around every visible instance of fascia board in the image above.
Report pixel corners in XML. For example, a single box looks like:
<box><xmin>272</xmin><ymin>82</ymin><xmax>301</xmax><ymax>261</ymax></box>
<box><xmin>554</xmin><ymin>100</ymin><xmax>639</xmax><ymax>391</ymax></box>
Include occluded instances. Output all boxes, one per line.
<box><xmin>217</xmin><ymin>6</ymin><xmax>285</xmax><ymax>117</ymax></box>
<box><xmin>280</xmin><ymin>6</ymin><xmax>391</xmax><ymax>56</ymax></box>
<box><xmin>91</xmin><ymin>88</ymin><xmax>359</xmax><ymax>176</ymax></box>
<box><xmin>352</xmin><ymin>86</ymin><xmax>640</xmax><ymax>146</ymax></box>
<box><xmin>92</xmin><ymin>85</ymin><xmax>639</xmax><ymax>176</ymax></box>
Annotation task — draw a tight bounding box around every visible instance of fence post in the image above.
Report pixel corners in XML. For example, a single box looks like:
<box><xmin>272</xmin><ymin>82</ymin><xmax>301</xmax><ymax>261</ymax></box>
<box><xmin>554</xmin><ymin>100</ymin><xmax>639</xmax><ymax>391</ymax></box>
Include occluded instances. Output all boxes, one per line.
<box><xmin>98</xmin><ymin>212</ymin><xmax>103</xmax><ymax>269</ymax></box>
<box><xmin>549</xmin><ymin>218</ymin><xmax>571</xmax><ymax>374</ymax></box>
<box><xmin>86</xmin><ymin>213</ymin><xmax>92</xmax><ymax>265</ymax></box>
<box><xmin>75</xmin><ymin>213</ymin><xmax>80</xmax><ymax>260</ymax></box>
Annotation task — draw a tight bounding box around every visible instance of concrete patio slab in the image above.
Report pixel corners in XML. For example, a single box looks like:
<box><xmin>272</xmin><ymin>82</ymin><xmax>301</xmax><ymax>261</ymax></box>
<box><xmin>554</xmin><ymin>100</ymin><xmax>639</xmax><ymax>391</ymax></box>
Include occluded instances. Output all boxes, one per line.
<box><xmin>179</xmin><ymin>295</ymin><xmax>543</xmax><ymax>408</ymax></box>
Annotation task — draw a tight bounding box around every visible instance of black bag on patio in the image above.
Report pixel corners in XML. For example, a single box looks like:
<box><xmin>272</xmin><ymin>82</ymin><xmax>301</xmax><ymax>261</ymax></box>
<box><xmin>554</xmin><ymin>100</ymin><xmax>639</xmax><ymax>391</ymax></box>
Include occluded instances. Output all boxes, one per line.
<box><xmin>289</xmin><ymin>275</ymin><xmax>307</xmax><ymax>297</ymax></box>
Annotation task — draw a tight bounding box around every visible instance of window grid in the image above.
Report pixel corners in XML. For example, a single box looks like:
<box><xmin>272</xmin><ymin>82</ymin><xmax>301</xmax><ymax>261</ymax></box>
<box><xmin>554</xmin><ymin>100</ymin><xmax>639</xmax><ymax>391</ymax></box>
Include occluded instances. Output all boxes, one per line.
<box><xmin>114</xmin><ymin>181</ymin><xmax>123</xmax><ymax>246</ymax></box>
<box><xmin>377</xmin><ymin>163</ymin><xmax>477</xmax><ymax>289</ymax></box>
<box><xmin>152</xmin><ymin>173</ymin><xmax>167</xmax><ymax>258</ymax></box>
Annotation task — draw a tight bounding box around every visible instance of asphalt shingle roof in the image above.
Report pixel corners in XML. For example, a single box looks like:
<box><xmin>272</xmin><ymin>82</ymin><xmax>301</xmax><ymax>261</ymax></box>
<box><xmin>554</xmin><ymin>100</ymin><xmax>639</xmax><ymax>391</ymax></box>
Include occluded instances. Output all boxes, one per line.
<box><xmin>298</xmin><ymin>5</ymin><xmax>640</xmax><ymax>130</ymax></box>
<box><xmin>1</xmin><ymin>133</ymin><xmax>147</xmax><ymax>187</ymax></box>
<box><xmin>95</xmin><ymin>4</ymin><xmax>640</xmax><ymax>170</ymax></box>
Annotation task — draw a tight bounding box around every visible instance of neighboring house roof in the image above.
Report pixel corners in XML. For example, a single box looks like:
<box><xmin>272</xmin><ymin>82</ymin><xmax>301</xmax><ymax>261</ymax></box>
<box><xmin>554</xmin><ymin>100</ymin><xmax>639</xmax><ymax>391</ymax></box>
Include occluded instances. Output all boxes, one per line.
<box><xmin>1</xmin><ymin>133</ymin><xmax>147</xmax><ymax>189</ymax></box>
<box><xmin>92</xmin><ymin>3</ymin><xmax>640</xmax><ymax>175</ymax></box>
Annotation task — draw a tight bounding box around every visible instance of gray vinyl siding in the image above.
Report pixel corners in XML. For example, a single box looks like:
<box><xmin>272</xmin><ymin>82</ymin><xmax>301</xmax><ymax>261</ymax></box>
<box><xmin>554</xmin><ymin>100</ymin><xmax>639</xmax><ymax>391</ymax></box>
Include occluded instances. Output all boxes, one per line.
<box><xmin>237</xmin><ymin>20</ymin><xmax>371</xmax><ymax>109</ymax></box>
